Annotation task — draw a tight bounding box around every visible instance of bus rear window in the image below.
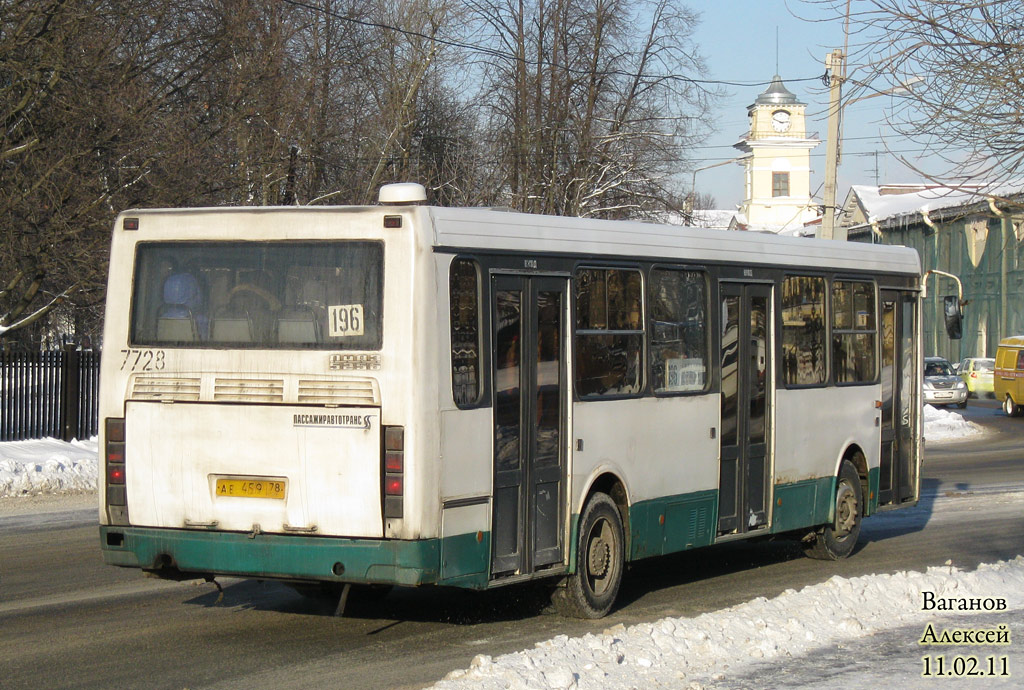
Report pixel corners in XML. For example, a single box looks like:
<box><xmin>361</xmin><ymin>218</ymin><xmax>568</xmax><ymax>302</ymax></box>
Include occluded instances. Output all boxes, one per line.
<box><xmin>130</xmin><ymin>241</ymin><xmax>383</xmax><ymax>349</ymax></box>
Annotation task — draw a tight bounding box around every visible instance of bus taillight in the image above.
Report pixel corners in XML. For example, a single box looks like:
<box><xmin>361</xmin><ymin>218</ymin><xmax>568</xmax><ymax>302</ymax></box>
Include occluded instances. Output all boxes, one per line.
<box><xmin>105</xmin><ymin>418</ymin><xmax>127</xmax><ymax>509</ymax></box>
<box><xmin>383</xmin><ymin>426</ymin><xmax>404</xmax><ymax>519</ymax></box>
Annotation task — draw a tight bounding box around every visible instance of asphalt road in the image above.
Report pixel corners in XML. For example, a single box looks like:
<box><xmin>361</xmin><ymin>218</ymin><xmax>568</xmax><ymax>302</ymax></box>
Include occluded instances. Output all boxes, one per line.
<box><xmin>1</xmin><ymin>404</ymin><xmax>1022</xmax><ymax>690</ymax></box>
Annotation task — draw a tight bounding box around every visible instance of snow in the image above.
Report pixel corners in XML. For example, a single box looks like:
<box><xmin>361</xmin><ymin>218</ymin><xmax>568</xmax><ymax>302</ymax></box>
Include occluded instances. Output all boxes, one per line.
<box><xmin>0</xmin><ymin>412</ymin><xmax>1015</xmax><ymax>690</ymax></box>
<box><xmin>922</xmin><ymin>404</ymin><xmax>984</xmax><ymax>442</ymax></box>
<box><xmin>0</xmin><ymin>436</ymin><xmax>98</xmax><ymax>497</ymax></box>
<box><xmin>434</xmin><ymin>557</ymin><xmax>1023</xmax><ymax>689</ymax></box>
<box><xmin>851</xmin><ymin>181</ymin><xmax>1024</xmax><ymax>226</ymax></box>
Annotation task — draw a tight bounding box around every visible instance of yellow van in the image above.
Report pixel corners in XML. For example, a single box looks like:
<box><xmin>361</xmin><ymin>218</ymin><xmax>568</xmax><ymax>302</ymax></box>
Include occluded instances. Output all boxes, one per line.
<box><xmin>994</xmin><ymin>335</ymin><xmax>1024</xmax><ymax>416</ymax></box>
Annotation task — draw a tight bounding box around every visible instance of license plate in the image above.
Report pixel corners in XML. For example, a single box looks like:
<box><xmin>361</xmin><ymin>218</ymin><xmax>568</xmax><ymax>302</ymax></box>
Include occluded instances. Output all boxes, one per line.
<box><xmin>216</xmin><ymin>477</ymin><xmax>286</xmax><ymax>499</ymax></box>
<box><xmin>935</xmin><ymin>392</ymin><xmax>952</xmax><ymax>399</ymax></box>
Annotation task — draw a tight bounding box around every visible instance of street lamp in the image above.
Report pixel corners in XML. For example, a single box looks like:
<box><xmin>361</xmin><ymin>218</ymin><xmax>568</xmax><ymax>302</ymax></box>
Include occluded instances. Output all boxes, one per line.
<box><xmin>687</xmin><ymin>157</ymin><xmax>743</xmax><ymax>225</ymax></box>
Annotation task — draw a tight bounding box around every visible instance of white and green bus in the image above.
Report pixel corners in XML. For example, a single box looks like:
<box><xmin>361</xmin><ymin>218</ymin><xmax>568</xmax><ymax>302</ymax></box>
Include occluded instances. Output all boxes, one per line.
<box><xmin>99</xmin><ymin>183</ymin><xmax>924</xmax><ymax>618</ymax></box>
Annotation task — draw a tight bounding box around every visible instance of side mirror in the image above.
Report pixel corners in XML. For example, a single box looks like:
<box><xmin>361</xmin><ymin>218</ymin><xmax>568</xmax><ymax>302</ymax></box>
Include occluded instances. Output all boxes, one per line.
<box><xmin>943</xmin><ymin>295</ymin><xmax>962</xmax><ymax>340</ymax></box>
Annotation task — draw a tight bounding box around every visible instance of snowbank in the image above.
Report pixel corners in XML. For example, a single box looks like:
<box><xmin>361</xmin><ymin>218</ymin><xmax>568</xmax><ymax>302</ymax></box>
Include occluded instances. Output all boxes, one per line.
<box><xmin>434</xmin><ymin>558</ymin><xmax>1024</xmax><ymax>689</ymax></box>
<box><xmin>923</xmin><ymin>404</ymin><xmax>984</xmax><ymax>441</ymax></box>
<box><xmin>0</xmin><ymin>437</ymin><xmax>98</xmax><ymax>497</ymax></box>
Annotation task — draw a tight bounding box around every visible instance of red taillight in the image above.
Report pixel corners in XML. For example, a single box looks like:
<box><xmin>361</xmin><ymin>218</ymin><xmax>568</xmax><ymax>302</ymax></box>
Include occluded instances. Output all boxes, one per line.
<box><xmin>970</xmin><ymin>372</ymin><xmax>977</xmax><ymax>378</ymax></box>
<box><xmin>383</xmin><ymin>425</ymin><xmax>404</xmax><ymax>519</ymax></box>
<box><xmin>384</xmin><ymin>452</ymin><xmax>403</xmax><ymax>473</ymax></box>
<box><xmin>385</xmin><ymin>476</ymin><xmax>403</xmax><ymax>495</ymax></box>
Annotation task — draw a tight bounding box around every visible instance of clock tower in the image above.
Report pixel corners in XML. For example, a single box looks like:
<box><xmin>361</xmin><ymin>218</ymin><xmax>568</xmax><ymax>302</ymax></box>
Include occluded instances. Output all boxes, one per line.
<box><xmin>733</xmin><ymin>75</ymin><xmax>820</xmax><ymax>232</ymax></box>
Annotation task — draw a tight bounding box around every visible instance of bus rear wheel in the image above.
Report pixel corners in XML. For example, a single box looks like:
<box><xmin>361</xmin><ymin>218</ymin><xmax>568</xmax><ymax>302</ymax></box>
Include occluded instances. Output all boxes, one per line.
<box><xmin>552</xmin><ymin>492</ymin><xmax>624</xmax><ymax>619</ymax></box>
<box><xmin>1004</xmin><ymin>395</ymin><xmax>1023</xmax><ymax>417</ymax></box>
<box><xmin>803</xmin><ymin>459</ymin><xmax>862</xmax><ymax>561</ymax></box>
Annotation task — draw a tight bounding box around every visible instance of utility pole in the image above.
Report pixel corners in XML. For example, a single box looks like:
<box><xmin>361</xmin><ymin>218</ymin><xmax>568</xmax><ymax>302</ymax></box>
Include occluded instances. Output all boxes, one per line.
<box><xmin>820</xmin><ymin>49</ymin><xmax>845</xmax><ymax>240</ymax></box>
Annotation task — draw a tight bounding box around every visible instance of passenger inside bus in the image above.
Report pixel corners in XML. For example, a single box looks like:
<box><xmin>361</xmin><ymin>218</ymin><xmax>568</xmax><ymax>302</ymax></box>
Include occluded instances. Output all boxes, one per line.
<box><xmin>225</xmin><ymin>279</ymin><xmax>281</xmax><ymax>342</ymax></box>
<box><xmin>156</xmin><ymin>271</ymin><xmax>208</xmax><ymax>341</ymax></box>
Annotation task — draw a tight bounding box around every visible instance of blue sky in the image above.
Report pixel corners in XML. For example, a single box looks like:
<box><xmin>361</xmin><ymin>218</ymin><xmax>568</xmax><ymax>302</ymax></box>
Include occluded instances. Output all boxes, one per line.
<box><xmin>691</xmin><ymin>0</ymin><xmax>927</xmax><ymax>209</ymax></box>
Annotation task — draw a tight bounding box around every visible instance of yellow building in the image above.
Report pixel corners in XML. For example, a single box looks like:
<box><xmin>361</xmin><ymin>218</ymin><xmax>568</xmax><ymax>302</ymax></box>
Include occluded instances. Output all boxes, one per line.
<box><xmin>732</xmin><ymin>76</ymin><xmax>820</xmax><ymax>233</ymax></box>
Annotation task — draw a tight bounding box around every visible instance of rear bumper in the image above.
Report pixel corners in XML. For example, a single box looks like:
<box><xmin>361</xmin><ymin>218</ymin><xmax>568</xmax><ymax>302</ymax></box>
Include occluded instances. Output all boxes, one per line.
<box><xmin>100</xmin><ymin>526</ymin><xmax>441</xmax><ymax>586</ymax></box>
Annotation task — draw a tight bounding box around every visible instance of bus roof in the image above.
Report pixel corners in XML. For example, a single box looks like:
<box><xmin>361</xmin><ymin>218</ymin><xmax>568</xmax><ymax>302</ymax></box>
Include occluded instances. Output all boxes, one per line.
<box><xmin>427</xmin><ymin>207</ymin><xmax>922</xmax><ymax>276</ymax></box>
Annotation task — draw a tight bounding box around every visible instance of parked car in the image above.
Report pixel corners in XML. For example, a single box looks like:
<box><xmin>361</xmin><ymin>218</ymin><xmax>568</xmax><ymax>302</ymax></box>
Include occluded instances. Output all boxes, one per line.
<box><xmin>958</xmin><ymin>357</ymin><xmax>995</xmax><ymax>398</ymax></box>
<box><xmin>923</xmin><ymin>356</ymin><xmax>968</xmax><ymax>408</ymax></box>
<box><xmin>994</xmin><ymin>336</ymin><xmax>1024</xmax><ymax>416</ymax></box>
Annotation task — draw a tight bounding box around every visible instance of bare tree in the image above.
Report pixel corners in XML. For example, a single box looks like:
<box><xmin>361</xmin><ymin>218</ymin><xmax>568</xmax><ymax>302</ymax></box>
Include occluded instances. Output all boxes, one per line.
<box><xmin>814</xmin><ymin>0</ymin><xmax>1024</xmax><ymax>191</ymax></box>
<box><xmin>0</xmin><ymin>0</ymin><xmax>222</xmax><ymax>342</ymax></box>
<box><xmin>470</xmin><ymin>0</ymin><xmax>717</xmax><ymax>218</ymax></box>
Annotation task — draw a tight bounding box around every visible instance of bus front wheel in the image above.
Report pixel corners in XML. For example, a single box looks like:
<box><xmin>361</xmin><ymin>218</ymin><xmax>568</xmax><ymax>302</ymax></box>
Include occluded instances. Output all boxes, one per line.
<box><xmin>803</xmin><ymin>460</ymin><xmax>862</xmax><ymax>561</ymax></box>
<box><xmin>1004</xmin><ymin>395</ymin><xmax>1022</xmax><ymax>417</ymax></box>
<box><xmin>552</xmin><ymin>492</ymin><xmax>624</xmax><ymax>619</ymax></box>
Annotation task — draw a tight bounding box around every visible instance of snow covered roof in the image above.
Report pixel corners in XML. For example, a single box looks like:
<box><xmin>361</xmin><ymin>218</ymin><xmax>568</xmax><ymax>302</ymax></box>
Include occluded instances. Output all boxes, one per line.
<box><xmin>727</xmin><ymin>211</ymin><xmax>819</xmax><ymax>237</ymax></box>
<box><xmin>841</xmin><ymin>182</ymin><xmax>1024</xmax><ymax>231</ymax></box>
<box><xmin>690</xmin><ymin>209</ymin><xmax>737</xmax><ymax>229</ymax></box>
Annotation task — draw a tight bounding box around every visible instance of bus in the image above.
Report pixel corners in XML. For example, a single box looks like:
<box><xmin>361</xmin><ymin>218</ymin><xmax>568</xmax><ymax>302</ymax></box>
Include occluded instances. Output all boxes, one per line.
<box><xmin>98</xmin><ymin>183</ymin><xmax>924</xmax><ymax>618</ymax></box>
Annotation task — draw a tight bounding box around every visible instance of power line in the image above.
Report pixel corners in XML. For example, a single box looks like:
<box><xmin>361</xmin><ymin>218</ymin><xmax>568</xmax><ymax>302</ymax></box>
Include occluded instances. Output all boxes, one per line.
<box><xmin>279</xmin><ymin>0</ymin><xmax>827</xmax><ymax>90</ymax></box>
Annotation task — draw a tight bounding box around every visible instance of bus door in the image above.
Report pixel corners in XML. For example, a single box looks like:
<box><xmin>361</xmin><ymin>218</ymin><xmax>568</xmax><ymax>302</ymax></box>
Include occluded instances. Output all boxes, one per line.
<box><xmin>490</xmin><ymin>274</ymin><xmax>568</xmax><ymax>578</ymax></box>
<box><xmin>879</xmin><ymin>291</ymin><xmax>917</xmax><ymax>505</ymax></box>
<box><xmin>718</xmin><ymin>283</ymin><xmax>771</xmax><ymax>535</ymax></box>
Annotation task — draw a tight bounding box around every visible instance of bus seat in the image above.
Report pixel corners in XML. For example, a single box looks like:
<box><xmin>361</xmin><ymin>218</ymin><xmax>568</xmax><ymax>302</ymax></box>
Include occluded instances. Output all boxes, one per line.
<box><xmin>276</xmin><ymin>306</ymin><xmax>320</xmax><ymax>344</ymax></box>
<box><xmin>211</xmin><ymin>313</ymin><xmax>254</xmax><ymax>342</ymax></box>
<box><xmin>156</xmin><ymin>305</ymin><xmax>198</xmax><ymax>342</ymax></box>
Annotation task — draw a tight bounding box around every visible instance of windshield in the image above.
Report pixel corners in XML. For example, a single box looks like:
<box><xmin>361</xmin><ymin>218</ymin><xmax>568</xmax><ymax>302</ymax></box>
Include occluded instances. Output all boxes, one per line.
<box><xmin>130</xmin><ymin>241</ymin><xmax>383</xmax><ymax>349</ymax></box>
<box><xmin>924</xmin><ymin>360</ymin><xmax>953</xmax><ymax>376</ymax></box>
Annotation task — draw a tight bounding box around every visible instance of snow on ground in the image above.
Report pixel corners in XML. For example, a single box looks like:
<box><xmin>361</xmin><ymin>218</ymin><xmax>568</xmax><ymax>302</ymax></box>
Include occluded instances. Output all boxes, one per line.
<box><xmin>923</xmin><ymin>404</ymin><xmax>984</xmax><ymax>442</ymax></box>
<box><xmin>0</xmin><ymin>436</ymin><xmax>97</xmax><ymax>497</ymax></box>
<box><xmin>434</xmin><ymin>557</ymin><xmax>1024</xmax><ymax>689</ymax></box>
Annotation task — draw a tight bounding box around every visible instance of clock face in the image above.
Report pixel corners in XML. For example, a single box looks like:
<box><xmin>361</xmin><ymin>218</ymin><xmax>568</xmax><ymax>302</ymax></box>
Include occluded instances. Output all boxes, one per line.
<box><xmin>771</xmin><ymin>110</ymin><xmax>791</xmax><ymax>133</ymax></box>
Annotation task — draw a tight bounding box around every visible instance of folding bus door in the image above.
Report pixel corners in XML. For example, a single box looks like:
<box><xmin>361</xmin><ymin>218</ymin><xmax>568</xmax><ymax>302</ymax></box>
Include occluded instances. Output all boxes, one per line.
<box><xmin>718</xmin><ymin>283</ymin><xmax>772</xmax><ymax>535</ymax></box>
<box><xmin>490</xmin><ymin>275</ymin><xmax>568</xmax><ymax>578</ymax></box>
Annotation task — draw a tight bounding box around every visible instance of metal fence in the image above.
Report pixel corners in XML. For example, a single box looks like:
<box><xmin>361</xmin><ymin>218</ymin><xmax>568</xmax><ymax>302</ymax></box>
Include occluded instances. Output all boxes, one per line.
<box><xmin>0</xmin><ymin>348</ymin><xmax>101</xmax><ymax>442</ymax></box>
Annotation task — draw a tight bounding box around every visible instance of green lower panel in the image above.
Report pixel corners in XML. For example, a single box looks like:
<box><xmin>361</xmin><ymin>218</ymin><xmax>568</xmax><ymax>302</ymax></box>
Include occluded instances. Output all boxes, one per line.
<box><xmin>770</xmin><ymin>477</ymin><xmax>836</xmax><ymax>534</ymax></box>
<box><xmin>867</xmin><ymin>466</ymin><xmax>880</xmax><ymax>515</ymax></box>
<box><xmin>628</xmin><ymin>490</ymin><xmax>718</xmax><ymax>560</ymax></box>
<box><xmin>439</xmin><ymin>530</ymin><xmax>491</xmax><ymax>588</ymax></box>
<box><xmin>100</xmin><ymin>526</ymin><xmax>490</xmax><ymax>588</ymax></box>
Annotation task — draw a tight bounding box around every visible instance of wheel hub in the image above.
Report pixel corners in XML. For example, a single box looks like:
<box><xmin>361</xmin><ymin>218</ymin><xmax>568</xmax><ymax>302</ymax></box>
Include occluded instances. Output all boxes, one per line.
<box><xmin>834</xmin><ymin>481</ymin><xmax>857</xmax><ymax>537</ymax></box>
<box><xmin>587</xmin><ymin>533</ymin><xmax>611</xmax><ymax>578</ymax></box>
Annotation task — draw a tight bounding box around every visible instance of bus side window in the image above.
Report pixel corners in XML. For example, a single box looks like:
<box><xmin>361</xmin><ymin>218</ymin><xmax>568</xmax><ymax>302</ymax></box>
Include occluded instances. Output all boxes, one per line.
<box><xmin>574</xmin><ymin>267</ymin><xmax>644</xmax><ymax>398</ymax></box>
<box><xmin>649</xmin><ymin>268</ymin><xmax>708</xmax><ymax>394</ymax></box>
<box><xmin>450</xmin><ymin>258</ymin><xmax>482</xmax><ymax>407</ymax></box>
<box><xmin>781</xmin><ymin>275</ymin><xmax>827</xmax><ymax>387</ymax></box>
<box><xmin>832</xmin><ymin>280</ymin><xmax>877</xmax><ymax>384</ymax></box>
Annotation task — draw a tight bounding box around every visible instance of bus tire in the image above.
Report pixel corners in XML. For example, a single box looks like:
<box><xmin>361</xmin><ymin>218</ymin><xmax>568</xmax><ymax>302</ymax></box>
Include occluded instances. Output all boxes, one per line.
<box><xmin>803</xmin><ymin>460</ymin><xmax>862</xmax><ymax>561</ymax></box>
<box><xmin>552</xmin><ymin>492</ymin><xmax>625</xmax><ymax>619</ymax></box>
<box><xmin>1004</xmin><ymin>395</ymin><xmax>1022</xmax><ymax>417</ymax></box>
